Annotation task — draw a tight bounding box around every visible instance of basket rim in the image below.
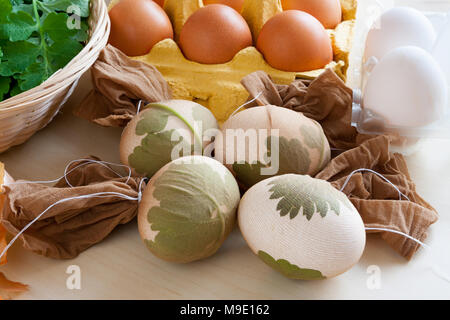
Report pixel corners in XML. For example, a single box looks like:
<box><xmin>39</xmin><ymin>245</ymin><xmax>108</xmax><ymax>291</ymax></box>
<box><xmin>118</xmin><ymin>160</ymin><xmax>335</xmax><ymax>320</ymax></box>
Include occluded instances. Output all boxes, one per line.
<box><xmin>0</xmin><ymin>0</ymin><xmax>110</xmax><ymax>110</ymax></box>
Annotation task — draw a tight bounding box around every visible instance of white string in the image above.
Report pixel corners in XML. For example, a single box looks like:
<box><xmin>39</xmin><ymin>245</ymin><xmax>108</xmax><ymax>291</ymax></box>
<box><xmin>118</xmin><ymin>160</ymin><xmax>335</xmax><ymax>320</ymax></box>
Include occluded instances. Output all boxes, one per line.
<box><xmin>366</xmin><ymin>227</ymin><xmax>450</xmax><ymax>283</ymax></box>
<box><xmin>365</xmin><ymin>227</ymin><xmax>430</xmax><ymax>249</ymax></box>
<box><xmin>7</xmin><ymin>159</ymin><xmax>132</xmax><ymax>188</ymax></box>
<box><xmin>340</xmin><ymin>168</ymin><xmax>410</xmax><ymax>201</ymax></box>
<box><xmin>340</xmin><ymin>169</ymin><xmax>420</xmax><ymax>246</ymax></box>
<box><xmin>230</xmin><ymin>92</ymin><xmax>263</xmax><ymax>117</ymax></box>
<box><xmin>136</xmin><ymin>100</ymin><xmax>145</xmax><ymax>115</ymax></box>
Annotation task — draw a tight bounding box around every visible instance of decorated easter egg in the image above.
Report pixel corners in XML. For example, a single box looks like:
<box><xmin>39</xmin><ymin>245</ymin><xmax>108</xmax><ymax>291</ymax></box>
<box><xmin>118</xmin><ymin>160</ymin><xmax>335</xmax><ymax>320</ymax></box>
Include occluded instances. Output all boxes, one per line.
<box><xmin>239</xmin><ymin>174</ymin><xmax>366</xmax><ymax>279</ymax></box>
<box><xmin>364</xmin><ymin>7</ymin><xmax>436</xmax><ymax>62</ymax></box>
<box><xmin>120</xmin><ymin>100</ymin><xmax>219</xmax><ymax>178</ymax></box>
<box><xmin>363</xmin><ymin>46</ymin><xmax>448</xmax><ymax>127</ymax></box>
<box><xmin>138</xmin><ymin>156</ymin><xmax>240</xmax><ymax>263</ymax></box>
<box><xmin>214</xmin><ymin>105</ymin><xmax>330</xmax><ymax>189</ymax></box>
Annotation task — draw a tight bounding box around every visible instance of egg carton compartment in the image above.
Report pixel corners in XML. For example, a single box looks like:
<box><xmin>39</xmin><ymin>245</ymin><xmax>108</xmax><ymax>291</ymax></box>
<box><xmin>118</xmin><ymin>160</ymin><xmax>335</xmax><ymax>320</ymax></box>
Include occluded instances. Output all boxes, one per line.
<box><xmin>109</xmin><ymin>0</ymin><xmax>358</xmax><ymax>123</ymax></box>
<box><xmin>351</xmin><ymin>0</ymin><xmax>450</xmax><ymax>139</ymax></box>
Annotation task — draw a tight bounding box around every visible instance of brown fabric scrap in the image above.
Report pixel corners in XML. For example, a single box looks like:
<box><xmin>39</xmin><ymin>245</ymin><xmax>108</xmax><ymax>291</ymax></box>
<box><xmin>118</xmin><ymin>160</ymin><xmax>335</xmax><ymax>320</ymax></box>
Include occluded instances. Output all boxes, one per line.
<box><xmin>241</xmin><ymin>69</ymin><xmax>371</xmax><ymax>149</ymax></box>
<box><xmin>316</xmin><ymin>135</ymin><xmax>438</xmax><ymax>260</ymax></box>
<box><xmin>73</xmin><ymin>45</ymin><xmax>172</xmax><ymax>127</ymax></box>
<box><xmin>0</xmin><ymin>157</ymin><xmax>144</xmax><ymax>259</ymax></box>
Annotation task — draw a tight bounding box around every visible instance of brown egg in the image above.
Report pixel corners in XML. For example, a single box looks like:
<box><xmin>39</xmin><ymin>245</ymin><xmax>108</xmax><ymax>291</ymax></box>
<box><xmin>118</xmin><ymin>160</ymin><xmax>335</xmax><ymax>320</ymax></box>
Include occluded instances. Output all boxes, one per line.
<box><xmin>256</xmin><ymin>10</ymin><xmax>333</xmax><ymax>72</ymax></box>
<box><xmin>179</xmin><ymin>4</ymin><xmax>252</xmax><ymax>64</ymax></box>
<box><xmin>108</xmin><ymin>0</ymin><xmax>173</xmax><ymax>56</ymax></box>
<box><xmin>154</xmin><ymin>0</ymin><xmax>164</xmax><ymax>6</ymax></box>
<box><xmin>281</xmin><ymin>0</ymin><xmax>342</xmax><ymax>29</ymax></box>
<box><xmin>203</xmin><ymin>0</ymin><xmax>244</xmax><ymax>12</ymax></box>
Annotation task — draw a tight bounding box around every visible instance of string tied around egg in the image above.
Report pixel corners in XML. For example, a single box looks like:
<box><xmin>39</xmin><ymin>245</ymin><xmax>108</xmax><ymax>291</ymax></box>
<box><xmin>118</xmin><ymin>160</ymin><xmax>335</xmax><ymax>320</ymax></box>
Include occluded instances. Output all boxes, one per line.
<box><xmin>230</xmin><ymin>92</ymin><xmax>263</xmax><ymax>118</ymax></box>
<box><xmin>0</xmin><ymin>158</ymin><xmax>148</xmax><ymax>262</ymax></box>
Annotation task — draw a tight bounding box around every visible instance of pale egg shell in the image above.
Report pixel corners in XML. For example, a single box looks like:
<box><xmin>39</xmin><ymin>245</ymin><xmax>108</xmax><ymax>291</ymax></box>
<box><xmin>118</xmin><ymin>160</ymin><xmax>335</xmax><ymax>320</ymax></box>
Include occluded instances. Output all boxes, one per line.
<box><xmin>432</xmin><ymin>16</ymin><xmax>450</xmax><ymax>95</ymax></box>
<box><xmin>281</xmin><ymin>0</ymin><xmax>342</xmax><ymax>29</ymax></box>
<box><xmin>256</xmin><ymin>10</ymin><xmax>333</xmax><ymax>72</ymax></box>
<box><xmin>363</xmin><ymin>46</ymin><xmax>448</xmax><ymax>128</ymax></box>
<box><xmin>179</xmin><ymin>4</ymin><xmax>253</xmax><ymax>64</ymax></box>
<box><xmin>238</xmin><ymin>174</ymin><xmax>366</xmax><ymax>279</ymax></box>
<box><xmin>120</xmin><ymin>100</ymin><xmax>218</xmax><ymax>178</ymax></box>
<box><xmin>214</xmin><ymin>105</ymin><xmax>331</xmax><ymax>189</ymax></box>
<box><xmin>364</xmin><ymin>7</ymin><xmax>436</xmax><ymax>62</ymax></box>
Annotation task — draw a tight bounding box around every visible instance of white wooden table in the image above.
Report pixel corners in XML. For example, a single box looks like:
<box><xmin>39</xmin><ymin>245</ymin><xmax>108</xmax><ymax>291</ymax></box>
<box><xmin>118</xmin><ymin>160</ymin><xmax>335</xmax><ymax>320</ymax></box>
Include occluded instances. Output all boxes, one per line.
<box><xmin>1</xmin><ymin>0</ymin><xmax>450</xmax><ymax>299</ymax></box>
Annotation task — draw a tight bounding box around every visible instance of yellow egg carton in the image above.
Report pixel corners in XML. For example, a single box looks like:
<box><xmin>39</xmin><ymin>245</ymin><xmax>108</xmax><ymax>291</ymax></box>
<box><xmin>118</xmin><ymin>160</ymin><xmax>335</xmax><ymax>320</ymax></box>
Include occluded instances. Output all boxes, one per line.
<box><xmin>109</xmin><ymin>0</ymin><xmax>358</xmax><ymax>123</ymax></box>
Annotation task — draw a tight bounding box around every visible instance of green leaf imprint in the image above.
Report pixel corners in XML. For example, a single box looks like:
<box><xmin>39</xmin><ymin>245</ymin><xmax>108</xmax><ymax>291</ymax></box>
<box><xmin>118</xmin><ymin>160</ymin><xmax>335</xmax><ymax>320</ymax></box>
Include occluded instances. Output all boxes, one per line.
<box><xmin>268</xmin><ymin>175</ymin><xmax>351</xmax><ymax>220</ymax></box>
<box><xmin>258</xmin><ymin>251</ymin><xmax>325</xmax><ymax>280</ymax></box>
<box><xmin>144</xmin><ymin>161</ymin><xmax>239</xmax><ymax>263</ymax></box>
<box><xmin>232</xmin><ymin>161</ymin><xmax>268</xmax><ymax>187</ymax></box>
<box><xmin>299</xmin><ymin>123</ymin><xmax>328</xmax><ymax>171</ymax></box>
<box><xmin>128</xmin><ymin>107</ymin><xmax>191</xmax><ymax>178</ymax></box>
<box><xmin>232</xmin><ymin>136</ymin><xmax>311</xmax><ymax>189</ymax></box>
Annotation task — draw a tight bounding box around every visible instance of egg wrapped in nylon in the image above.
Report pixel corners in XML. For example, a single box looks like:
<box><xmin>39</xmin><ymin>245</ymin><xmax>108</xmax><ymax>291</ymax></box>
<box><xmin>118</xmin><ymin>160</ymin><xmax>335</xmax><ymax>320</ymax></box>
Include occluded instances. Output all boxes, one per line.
<box><xmin>239</xmin><ymin>174</ymin><xmax>366</xmax><ymax>279</ymax></box>
<box><xmin>120</xmin><ymin>100</ymin><xmax>219</xmax><ymax>179</ymax></box>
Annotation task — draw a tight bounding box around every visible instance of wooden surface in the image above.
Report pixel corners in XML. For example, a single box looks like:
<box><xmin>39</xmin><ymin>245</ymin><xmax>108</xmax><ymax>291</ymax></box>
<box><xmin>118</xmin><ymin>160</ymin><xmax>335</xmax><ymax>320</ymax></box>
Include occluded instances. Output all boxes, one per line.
<box><xmin>1</xmin><ymin>0</ymin><xmax>450</xmax><ymax>300</ymax></box>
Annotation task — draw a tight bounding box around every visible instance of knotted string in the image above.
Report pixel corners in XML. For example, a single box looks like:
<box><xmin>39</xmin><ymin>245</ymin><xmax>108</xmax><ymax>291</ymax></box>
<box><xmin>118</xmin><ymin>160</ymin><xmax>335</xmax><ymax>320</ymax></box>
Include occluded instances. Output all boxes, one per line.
<box><xmin>0</xmin><ymin>159</ymin><xmax>147</xmax><ymax>262</ymax></box>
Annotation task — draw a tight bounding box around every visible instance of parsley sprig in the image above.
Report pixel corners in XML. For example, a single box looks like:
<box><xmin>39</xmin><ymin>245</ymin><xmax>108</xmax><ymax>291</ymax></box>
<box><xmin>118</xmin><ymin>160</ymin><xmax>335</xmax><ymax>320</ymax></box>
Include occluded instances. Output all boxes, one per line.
<box><xmin>0</xmin><ymin>0</ymin><xmax>90</xmax><ymax>101</ymax></box>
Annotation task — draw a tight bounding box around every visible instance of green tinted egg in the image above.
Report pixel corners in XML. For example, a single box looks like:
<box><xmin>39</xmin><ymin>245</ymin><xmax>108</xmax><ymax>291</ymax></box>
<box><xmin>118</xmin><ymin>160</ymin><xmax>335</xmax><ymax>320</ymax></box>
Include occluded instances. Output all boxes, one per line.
<box><xmin>138</xmin><ymin>156</ymin><xmax>240</xmax><ymax>263</ymax></box>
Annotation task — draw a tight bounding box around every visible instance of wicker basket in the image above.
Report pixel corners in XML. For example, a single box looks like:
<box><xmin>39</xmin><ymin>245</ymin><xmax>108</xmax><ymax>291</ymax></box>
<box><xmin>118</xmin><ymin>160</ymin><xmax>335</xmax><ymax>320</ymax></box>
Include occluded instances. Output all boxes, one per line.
<box><xmin>0</xmin><ymin>0</ymin><xmax>110</xmax><ymax>153</ymax></box>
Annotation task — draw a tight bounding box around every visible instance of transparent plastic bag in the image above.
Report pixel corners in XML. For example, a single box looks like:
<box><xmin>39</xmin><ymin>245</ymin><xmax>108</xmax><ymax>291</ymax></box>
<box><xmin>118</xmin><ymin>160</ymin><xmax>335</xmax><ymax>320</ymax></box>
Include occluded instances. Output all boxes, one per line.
<box><xmin>351</xmin><ymin>0</ymin><xmax>450</xmax><ymax>139</ymax></box>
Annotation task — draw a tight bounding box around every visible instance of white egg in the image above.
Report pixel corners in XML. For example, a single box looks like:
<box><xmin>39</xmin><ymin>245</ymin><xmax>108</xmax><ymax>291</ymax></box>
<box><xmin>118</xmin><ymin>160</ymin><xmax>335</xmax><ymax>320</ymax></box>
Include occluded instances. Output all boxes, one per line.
<box><xmin>363</xmin><ymin>46</ymin><xmax>448</xmax><ymax>128</ymax></box>
<box><xmin>364</xmin><ymin>7</ymin><xmax>436</xmax><ymax>62</ymax></box>
<box><xmin>433</xmin><ymin>17</ymin><xmax>450</xmax><ymax>93</ymax></box>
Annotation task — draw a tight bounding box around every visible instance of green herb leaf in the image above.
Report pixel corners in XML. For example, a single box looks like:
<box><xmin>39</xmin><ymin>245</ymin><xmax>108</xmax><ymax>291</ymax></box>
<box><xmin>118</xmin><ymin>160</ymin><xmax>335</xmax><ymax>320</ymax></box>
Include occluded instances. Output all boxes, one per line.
<box><xmin>47</xmin><ymin>38</ymin><xmax>83</xmax><ymax>69</ymax></box>
<box><xmin>40</xmin><ymin>0</ymin><xmax>90</xmax><ymax>17</ymax></box>
<box><xmin>2</xmin><ymin>11</ymin><xmax>37</xmax><ymax>41</ymax></box>
<box><xmin>0</xmin><ymin>0</ymin><xmax>12</xmax><ymax>21</ymax></box>
<box><xmin>0</xmin><ymin>41</ymin><xmax>40</xmax><ymax>77</ymax></box>
<box><xmin>42</xmin><ymin>12</ymin><xmax>77</xmax><ymax>42</ymax></box>
<box><xmin>0</xmin><ymin>77</ymin><xmax>11</xmax><ymax>100</ymax></box>
<box><xmin>0</xmin><ymin>0</ymin><xmax>89</xmax><ymax>102</ymax></box>
<box><xmin>16</xmin><ymin>62</ymin><xmax>46</xmax><ymax>91</ymax></box>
